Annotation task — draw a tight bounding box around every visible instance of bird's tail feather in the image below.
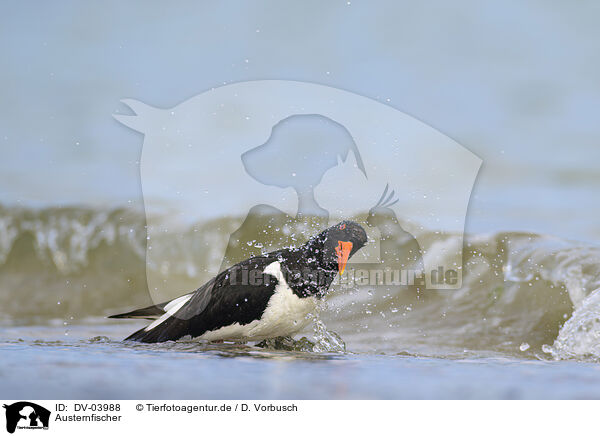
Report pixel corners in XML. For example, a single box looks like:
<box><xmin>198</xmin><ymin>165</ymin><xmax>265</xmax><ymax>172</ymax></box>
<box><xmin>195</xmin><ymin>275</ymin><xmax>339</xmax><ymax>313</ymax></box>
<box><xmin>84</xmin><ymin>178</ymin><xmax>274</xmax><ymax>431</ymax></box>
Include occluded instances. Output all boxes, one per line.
<box><xmin>108</xmin><ymin>304</ymin><xmax>166</xmax><ymax>320</ymax></box>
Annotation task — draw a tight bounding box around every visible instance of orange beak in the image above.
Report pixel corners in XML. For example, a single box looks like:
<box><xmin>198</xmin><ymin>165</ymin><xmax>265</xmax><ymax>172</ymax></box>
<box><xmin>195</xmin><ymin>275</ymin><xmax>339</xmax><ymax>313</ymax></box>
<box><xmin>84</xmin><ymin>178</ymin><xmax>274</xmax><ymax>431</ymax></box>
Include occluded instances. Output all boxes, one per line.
<box><xmin>335</xmin><ymin>241</ymin><xmax>353</xmax><ymax>275</ymax></box>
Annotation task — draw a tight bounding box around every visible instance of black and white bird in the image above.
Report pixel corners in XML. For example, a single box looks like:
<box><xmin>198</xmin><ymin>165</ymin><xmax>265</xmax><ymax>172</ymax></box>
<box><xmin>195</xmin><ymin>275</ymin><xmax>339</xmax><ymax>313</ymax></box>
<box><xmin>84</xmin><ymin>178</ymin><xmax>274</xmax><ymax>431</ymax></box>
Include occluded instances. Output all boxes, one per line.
<box><xmin>110</xmin><ymin>221</ymin><xmax>367</xmax><ymax>343</ymax></box>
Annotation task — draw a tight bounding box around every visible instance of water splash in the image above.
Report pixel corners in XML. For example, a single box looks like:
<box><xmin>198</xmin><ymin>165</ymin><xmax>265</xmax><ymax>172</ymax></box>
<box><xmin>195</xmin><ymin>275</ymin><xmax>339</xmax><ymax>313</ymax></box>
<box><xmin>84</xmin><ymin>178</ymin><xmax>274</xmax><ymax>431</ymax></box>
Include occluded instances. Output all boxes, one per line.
<box><xmin>255</xmin><ymin>306</ymin><xmax>347</xmax><ymax>353</ymax></box>
<box><xmin>311</xmin><ymin>318</ymin><xmax>346</xmax><ymax>352</ymax></box>
<box><xmin>547</xmin><ymin>288</ymin><xmax>600</xmax><ymax>361</ymax></box>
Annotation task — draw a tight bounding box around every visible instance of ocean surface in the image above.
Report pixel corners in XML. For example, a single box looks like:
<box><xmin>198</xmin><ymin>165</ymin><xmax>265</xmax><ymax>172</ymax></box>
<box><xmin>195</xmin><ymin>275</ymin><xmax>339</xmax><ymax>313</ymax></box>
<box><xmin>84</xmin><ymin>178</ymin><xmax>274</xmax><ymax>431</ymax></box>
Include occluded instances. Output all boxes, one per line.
<box><xmin>1</xmin><ymin>206</ymin><xmax>600</xmax><ymax>399</ymax></box>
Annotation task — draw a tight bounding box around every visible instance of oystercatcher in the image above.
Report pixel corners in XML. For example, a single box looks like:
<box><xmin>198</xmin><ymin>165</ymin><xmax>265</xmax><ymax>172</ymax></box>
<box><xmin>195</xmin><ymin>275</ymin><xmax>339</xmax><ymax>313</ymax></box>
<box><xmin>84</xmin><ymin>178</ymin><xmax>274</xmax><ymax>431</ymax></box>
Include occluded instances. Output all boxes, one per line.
<box><xmin>110</xmin><ymin>221</ymin><xmax>367</xmax><ymax>343</ymax></box>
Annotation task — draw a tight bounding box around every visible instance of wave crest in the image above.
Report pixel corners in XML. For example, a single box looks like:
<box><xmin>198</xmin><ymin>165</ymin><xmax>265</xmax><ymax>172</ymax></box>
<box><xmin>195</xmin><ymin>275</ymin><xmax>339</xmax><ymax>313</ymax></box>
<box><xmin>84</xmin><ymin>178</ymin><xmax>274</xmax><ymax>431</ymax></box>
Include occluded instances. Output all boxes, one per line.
<box><xmin>1</xmin><ymin>205</ymin><xmax>599</xmax><ymax>361</ymax></box>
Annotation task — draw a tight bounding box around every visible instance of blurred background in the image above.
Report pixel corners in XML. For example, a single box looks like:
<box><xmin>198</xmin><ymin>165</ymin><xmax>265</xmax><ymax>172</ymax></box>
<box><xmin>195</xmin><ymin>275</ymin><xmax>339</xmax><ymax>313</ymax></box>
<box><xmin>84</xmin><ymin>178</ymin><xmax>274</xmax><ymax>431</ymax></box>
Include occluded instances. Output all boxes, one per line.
<box><xmin>1</xmin><ymin>0</ymin><xmax>598</xmax><ymax>241</ymax></box>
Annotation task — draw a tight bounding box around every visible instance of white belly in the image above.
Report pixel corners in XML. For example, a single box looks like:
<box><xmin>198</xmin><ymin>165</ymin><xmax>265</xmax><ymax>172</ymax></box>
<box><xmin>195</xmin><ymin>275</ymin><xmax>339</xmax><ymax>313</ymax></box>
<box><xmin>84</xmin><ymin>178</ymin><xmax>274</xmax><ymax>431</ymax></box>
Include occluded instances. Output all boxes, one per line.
<box><xmin>199</xmin><ymin>261</ymin><xmax>317</xmax><ymax>342</ymax></box>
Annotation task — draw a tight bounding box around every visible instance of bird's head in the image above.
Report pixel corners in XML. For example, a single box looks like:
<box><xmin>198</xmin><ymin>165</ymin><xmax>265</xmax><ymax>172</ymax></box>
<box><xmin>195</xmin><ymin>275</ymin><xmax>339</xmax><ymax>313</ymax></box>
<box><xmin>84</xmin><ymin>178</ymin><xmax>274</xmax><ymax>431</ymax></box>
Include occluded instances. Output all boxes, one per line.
<box><xmin>305</xmin><ymin>221</ymin><xmax>368</xmax><ymax>274</ymax></box>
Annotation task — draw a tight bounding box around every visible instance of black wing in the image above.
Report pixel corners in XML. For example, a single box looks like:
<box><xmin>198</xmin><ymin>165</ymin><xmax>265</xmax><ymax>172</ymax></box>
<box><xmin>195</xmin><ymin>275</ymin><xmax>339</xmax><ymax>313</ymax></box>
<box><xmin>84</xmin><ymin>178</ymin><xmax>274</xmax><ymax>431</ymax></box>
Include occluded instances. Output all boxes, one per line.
<box><xmin>123</xmin><ymin>254</ymin><xmax>282</xmax><ymax>343</ymax></box>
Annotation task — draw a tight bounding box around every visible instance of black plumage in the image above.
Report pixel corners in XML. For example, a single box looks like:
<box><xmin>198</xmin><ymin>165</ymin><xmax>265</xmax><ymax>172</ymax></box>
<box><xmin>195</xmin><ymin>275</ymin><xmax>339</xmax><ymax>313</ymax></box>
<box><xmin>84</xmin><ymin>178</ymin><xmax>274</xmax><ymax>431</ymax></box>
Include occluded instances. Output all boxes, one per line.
<box><xmin>110</xmin><ymin>221</ymin><xmax>367</xmax><ymax>343</ymax></box>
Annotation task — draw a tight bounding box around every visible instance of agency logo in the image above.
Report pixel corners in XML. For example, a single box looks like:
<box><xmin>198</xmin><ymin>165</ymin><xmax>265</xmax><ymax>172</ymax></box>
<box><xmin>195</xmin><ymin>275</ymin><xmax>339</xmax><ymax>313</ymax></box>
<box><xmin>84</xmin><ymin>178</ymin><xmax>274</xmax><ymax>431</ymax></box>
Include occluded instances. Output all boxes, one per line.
<box><xmin>3</xmin><ymin>402</ymin><xmax>50</xmax><ymax>433</ymax></box>
<box><xmin>115</xmin><ymin>80</ymin><xmax>481</xmax><ymax>306</ymax></box>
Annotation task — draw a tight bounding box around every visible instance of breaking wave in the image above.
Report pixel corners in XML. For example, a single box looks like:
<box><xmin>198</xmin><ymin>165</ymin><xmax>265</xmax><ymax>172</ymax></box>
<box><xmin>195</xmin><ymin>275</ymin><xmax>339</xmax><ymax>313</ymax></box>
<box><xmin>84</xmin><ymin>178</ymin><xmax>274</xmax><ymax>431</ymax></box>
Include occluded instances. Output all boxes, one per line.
<box><xmin>0</xmin><ymin>204</ymin><xmax>599</xmax><ymax>361</ymax></box>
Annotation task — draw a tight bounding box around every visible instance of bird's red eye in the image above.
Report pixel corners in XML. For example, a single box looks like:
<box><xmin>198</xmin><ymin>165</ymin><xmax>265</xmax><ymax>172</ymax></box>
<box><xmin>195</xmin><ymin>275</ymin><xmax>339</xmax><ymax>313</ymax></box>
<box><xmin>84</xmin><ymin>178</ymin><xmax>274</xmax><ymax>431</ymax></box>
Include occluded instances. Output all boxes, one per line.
<box><xmin>339</xmin><ymin>224</ymin><xmax>346</xmax><ymax>230</ymax></box>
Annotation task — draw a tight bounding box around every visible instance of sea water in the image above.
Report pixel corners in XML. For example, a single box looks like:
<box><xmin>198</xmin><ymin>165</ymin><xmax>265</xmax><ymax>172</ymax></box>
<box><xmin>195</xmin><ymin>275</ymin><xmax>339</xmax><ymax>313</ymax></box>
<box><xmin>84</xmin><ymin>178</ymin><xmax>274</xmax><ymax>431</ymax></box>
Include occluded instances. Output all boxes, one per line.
<box><xmin>1</xmin><ymin>207</ymin><xmax>600</xmax><ymax>399</ymax></box>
